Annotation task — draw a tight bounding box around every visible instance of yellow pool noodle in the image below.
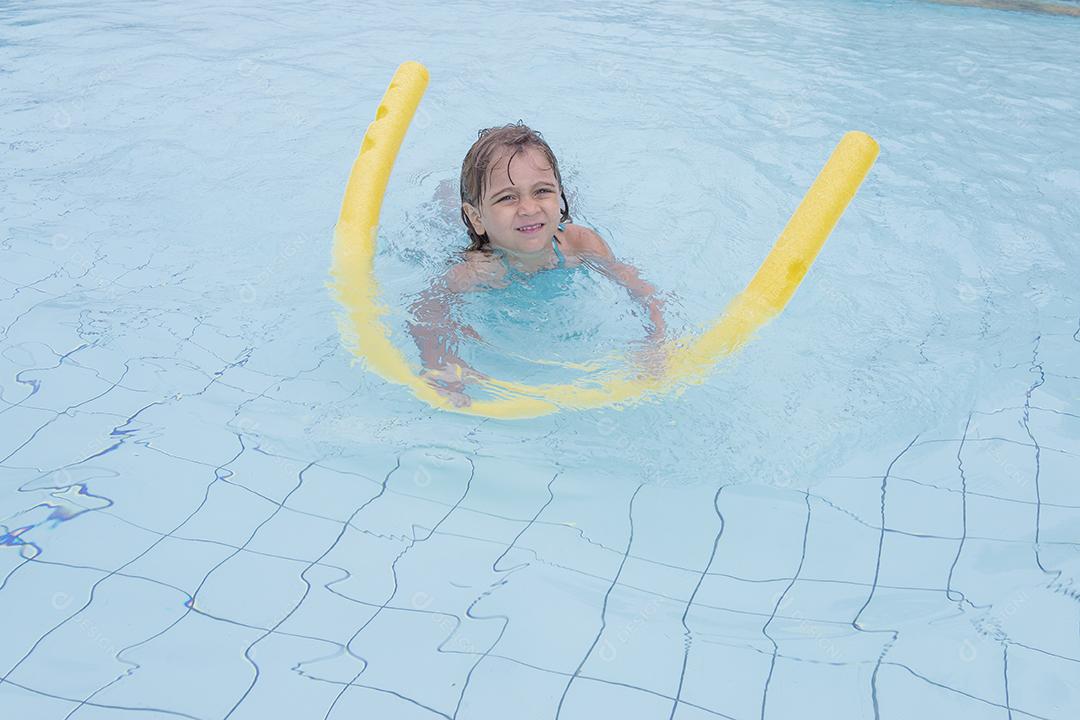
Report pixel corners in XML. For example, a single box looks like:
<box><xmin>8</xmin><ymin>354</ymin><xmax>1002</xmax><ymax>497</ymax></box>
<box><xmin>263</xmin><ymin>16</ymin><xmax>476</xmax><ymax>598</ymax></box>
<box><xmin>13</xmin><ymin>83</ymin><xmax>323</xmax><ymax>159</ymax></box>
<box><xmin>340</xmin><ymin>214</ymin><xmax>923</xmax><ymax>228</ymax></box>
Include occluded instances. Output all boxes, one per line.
<box><xmin>331</xmin><ymin>61</ymin><xmax>879</xmax><ymax>420</ymax></box>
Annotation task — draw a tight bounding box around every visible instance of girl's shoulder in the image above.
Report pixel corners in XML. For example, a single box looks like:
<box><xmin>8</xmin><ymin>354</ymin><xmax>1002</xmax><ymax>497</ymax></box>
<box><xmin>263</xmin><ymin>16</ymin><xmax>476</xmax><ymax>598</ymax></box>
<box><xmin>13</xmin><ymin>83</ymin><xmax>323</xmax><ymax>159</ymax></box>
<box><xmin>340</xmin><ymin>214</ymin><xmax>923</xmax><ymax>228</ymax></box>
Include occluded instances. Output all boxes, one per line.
<box><xmin>446</xmin><ymin>250</ymin><xmax>508</xmax><ymax>292</ymax></box>
<box><xmin>558</xmin><ymin>222</ymin><xmax>615</xmax><ymax>262</ymax></box>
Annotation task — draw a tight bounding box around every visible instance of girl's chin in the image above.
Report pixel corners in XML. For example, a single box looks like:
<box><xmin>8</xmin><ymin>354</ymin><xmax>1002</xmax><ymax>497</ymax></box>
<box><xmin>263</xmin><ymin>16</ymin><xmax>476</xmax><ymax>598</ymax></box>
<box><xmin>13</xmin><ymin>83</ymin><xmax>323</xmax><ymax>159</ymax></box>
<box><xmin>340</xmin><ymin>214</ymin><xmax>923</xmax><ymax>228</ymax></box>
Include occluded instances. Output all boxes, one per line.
<box><xmin>520</xmin><ymin>228</ymin><xmax>554</xmax><ymax>245</ymax></box>
<box><xmin>495</xmin><ymin>234</ymin><xmax>549</xmax><ymax>254</ymax></box>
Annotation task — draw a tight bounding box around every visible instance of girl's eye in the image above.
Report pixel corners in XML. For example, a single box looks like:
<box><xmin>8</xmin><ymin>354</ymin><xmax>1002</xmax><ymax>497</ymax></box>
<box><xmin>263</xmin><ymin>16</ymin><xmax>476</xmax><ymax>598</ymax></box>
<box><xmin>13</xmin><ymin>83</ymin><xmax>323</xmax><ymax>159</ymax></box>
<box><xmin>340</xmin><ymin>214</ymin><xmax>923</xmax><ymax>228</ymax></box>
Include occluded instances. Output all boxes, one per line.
<box><xmin>497</xmin><ymin>195</ymin><xmax>513</xmax><ymax>203</ymax></box>
<box><xmin>536</xmin><ymin>188</ymin><xmax>552</xmax><ymax>195</ymax></box>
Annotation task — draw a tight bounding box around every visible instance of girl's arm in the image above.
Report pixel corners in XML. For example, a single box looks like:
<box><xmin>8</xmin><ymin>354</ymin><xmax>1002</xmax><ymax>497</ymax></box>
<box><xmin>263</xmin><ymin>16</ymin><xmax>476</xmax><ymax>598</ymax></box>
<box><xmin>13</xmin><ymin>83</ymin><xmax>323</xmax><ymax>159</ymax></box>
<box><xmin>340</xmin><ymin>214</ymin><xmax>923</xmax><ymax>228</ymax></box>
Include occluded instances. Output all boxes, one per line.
<box><xmin>407</xmin><ymin>263</ymin><xmax>486</xmax><ymax>406</ymax></box>
<box><xmin>408</xmin><ymin>280</ymin><xmax>468</xmax><ymax>368</ymax></box>
<box><xmin>568</xmin><ymin>226</ymin><xmax>667</xmax><ymax>342</ymax></box>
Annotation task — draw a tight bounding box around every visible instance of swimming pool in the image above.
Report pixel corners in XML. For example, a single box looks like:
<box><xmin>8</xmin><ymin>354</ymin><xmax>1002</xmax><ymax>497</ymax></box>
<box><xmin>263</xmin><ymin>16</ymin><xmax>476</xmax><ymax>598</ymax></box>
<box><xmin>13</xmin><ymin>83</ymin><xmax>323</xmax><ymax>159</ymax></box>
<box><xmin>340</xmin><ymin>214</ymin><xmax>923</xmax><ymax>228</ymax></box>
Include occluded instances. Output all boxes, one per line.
<box><xmin>2</xmin><ymin>0</ymin><xmax>1078</xmax><ymax>717</ymax></box>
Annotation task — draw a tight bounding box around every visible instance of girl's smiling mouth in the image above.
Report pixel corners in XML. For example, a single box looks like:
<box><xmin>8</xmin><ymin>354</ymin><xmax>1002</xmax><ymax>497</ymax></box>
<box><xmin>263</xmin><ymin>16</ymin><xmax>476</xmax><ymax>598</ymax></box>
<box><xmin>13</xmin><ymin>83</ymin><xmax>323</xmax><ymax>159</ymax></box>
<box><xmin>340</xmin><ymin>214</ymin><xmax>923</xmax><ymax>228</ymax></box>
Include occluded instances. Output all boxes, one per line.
<box><xmin>516</xmin><ymin>222</ymin><xmax>544</xmax><ymax>233</ymax></box>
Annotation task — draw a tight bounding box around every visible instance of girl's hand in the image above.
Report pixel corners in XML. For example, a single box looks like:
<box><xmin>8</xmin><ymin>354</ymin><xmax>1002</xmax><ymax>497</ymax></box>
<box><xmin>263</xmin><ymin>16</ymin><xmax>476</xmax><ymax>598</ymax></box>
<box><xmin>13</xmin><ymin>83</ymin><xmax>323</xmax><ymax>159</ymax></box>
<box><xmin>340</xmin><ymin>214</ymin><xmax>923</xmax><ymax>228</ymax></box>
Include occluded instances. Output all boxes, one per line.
<box><xmin>421</xmin><ymin>361</ymin><xmax>486</xmax><ymax>408</ymax></box>
<box><xmin>631</xmin><ymin>336</ymin><xmax>669</xmax><ymax>380</ymax></box>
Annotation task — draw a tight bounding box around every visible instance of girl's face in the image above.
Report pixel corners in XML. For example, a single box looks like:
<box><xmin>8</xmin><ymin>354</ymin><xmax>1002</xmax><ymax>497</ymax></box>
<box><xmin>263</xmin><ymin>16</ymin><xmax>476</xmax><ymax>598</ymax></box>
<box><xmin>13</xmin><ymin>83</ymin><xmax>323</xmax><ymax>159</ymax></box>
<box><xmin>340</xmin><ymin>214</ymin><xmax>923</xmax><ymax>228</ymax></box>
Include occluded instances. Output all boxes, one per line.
<box><xmin>463</xmin><ymin>145</ymin><xmax>562</xmax><ymax>255</ymax></box>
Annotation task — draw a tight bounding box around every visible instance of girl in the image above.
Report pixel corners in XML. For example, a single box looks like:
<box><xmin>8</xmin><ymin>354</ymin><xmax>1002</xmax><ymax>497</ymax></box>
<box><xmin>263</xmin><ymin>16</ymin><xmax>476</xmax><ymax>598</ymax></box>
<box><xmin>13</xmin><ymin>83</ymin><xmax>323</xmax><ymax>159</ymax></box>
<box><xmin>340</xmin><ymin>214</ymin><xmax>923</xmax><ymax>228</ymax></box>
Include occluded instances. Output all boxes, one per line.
<box><xmin>409</xmin><ymin>122</ymin><xmax>666</xmax><ymax>407</ymax></box>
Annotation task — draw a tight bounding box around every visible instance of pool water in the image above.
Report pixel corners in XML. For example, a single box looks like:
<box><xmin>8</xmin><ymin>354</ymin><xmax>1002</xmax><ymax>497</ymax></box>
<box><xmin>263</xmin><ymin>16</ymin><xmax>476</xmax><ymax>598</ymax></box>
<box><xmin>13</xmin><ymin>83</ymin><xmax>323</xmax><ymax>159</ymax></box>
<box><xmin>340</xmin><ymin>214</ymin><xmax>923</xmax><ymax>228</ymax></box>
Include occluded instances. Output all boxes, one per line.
<box><xmin>2</xmin><ymin>0</ymin><xmax>1079</xmax><ymax>718</ymax></box>
<box><xmin>439</xmin><ymin>254</ymin><xmax>649</xmax><ymax>389</ymax></box>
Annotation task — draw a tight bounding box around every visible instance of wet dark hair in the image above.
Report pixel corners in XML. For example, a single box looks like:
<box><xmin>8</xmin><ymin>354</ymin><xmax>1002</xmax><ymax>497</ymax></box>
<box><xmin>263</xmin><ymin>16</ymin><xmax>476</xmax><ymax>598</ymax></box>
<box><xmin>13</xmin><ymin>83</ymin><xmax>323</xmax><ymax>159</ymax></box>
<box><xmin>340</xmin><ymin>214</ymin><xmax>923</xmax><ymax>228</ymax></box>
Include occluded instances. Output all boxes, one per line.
<box><xmin>459</xmin><ymin>121</ymin><xmax>571</xmax><ymax>251</ymax></box>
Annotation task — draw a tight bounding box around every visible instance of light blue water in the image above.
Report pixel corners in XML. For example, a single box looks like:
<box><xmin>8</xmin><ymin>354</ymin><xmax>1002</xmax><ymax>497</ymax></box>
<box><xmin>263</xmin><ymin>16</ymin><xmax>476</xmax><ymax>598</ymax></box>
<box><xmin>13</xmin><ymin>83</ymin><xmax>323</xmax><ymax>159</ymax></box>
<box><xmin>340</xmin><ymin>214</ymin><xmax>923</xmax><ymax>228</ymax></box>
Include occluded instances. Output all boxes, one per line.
<box><xmin>2</xmin><ymin>1</ymin><xmax>1079</xmax><ymax>718</ymax></box>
